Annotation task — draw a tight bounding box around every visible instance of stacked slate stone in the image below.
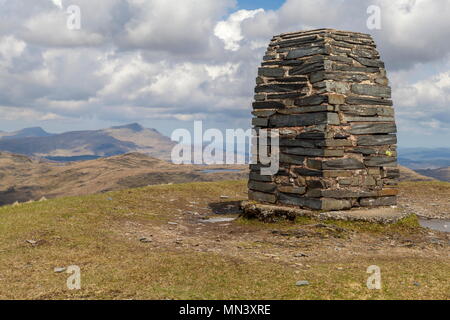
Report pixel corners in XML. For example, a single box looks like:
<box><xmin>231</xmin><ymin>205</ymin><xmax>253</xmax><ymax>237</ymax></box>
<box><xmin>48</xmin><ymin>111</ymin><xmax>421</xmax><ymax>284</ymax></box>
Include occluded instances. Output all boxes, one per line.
<box><xmin>249</xmin><ymin>29</ymin><xmax>399</xmax><ymax>211</ymax></box>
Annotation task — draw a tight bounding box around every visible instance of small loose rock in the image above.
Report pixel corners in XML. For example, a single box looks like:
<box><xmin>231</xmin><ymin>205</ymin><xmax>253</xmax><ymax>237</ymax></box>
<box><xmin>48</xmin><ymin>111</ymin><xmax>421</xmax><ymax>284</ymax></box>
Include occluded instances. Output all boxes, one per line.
<box><xmin>294</xmin><ymin>253</ymin><xmax>308</xmax><ymax>258</ymax></box>
<box><xmin>296</xmin><ymin>280</ymin><xmax>310</xmax><ymax>287</ymax></box>
<box><xmin>54</xmin><ymin>267</ymin><xmax>66</xmax><ymax>273</ymax></box>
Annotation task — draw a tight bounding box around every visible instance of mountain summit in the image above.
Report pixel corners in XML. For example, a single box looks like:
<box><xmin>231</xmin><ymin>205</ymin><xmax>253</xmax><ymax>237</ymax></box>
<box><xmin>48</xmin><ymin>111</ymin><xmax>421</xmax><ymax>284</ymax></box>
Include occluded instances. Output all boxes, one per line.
<box><xmin>0</xmin><ymin>127</ymin><xmax>53</xmax><ymax>140</ymax></box>
<box><xmin>111</xmin><ymin>123</ymin><xmax>144</xmax><ymax>132</ymax></box>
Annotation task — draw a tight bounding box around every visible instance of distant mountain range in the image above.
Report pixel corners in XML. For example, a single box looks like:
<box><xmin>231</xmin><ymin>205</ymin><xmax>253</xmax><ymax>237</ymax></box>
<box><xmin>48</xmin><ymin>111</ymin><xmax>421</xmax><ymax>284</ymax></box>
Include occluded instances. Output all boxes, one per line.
<box><xmin>0</xmin><ymin>123</ymin><xmax>175</xmax><ymax>161</ymax></box>
<box><xmin>398</xmin><ymin>147</ymin><xmax>450</xmax><ymax>170</ymax></box>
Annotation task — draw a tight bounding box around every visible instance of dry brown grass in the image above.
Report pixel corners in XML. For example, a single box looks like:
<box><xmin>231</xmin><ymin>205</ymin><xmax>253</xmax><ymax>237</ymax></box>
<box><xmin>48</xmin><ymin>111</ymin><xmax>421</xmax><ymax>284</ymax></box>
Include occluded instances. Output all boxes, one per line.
<box><xmin>0</xmin><ymin>180</ymin><xmax>449</xmax><ymax>300</ymax></box>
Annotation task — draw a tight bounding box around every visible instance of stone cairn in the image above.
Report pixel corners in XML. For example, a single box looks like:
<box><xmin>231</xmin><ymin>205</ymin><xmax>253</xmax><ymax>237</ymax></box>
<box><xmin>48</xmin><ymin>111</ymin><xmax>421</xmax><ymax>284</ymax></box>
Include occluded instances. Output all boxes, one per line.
<box><xmin>244</xmin><ymin>29</ymin><xmax>399</xmax><ymax>219</ymax></box>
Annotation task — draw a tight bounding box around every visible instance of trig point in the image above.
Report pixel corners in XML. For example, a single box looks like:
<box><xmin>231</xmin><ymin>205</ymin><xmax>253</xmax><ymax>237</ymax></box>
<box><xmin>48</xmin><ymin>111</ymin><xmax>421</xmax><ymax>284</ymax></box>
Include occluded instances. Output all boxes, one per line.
<box><xmin>242</xmin><ymin>29</ymin><xmax>404</xmax><ymax>223</ymax></box>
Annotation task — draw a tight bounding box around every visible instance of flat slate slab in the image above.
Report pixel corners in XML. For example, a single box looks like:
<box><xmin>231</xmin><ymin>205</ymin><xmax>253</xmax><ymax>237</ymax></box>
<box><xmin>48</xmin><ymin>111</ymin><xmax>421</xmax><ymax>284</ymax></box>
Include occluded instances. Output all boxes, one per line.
<box><xmin>241</xmin><ymin>201</ymin><xmax>410</xmax><ymax>224</ymax></box>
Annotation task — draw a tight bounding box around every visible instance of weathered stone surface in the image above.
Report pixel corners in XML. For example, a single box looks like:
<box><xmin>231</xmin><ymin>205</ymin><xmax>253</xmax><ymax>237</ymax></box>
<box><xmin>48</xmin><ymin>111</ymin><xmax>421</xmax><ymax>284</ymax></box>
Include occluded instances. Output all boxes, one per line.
<box><xmin>339</xmin><ymin>105</ymin><xmax>394</xmax><ymax>117</ymax></box>
<box><xmin>278</xmin><ymin>186</ymin><xmax>307</xmax><ymax>194</ymax></box>
<box><xmin>276</xmin><ymin>35</ymin><xmax>320</xmax><ymax>48</ymax></box>
<box><xmin>364</xmin><ymin>156</ymin><xmax>397</xmax><ymax>167</ymax></box>
<box><xmin>322</xmin><ymin>158</ymin><xmax>365</xmax><ymax>170</ymax></box>
<box><xmin>321</xmin><ymin>198</ymin><xmax>352</xmax><ymax>211</ymax></box>
<box><xmin>286</xmin><ymin>46</ymin><xmax>326</xmax><ymax>59</ymax></box>
<box><xmin>306</xmin><ymin>179</ymin><xmax>327</xmax><ymax>189</ymax></box>
<box><xmin>248</xmin><ymin>190</ymin><xmax>277</xmax><ymax>204</ymax></box>
<box><xmin>306</xmin><ymin>159</ymin><xmax>323</xmax><ymax>170</ymax></box>
<box><xmin>346</xmin><ymin>96</ymin><xmax>393</xmax><ymax>106</ymax></box>
<box><xmin>321</xmin><ymin>190</ymin><xmax>378</xmax><ymax>198</ymax></box>
<box><xmin>249</xmin><ymin>172</ymin><xmax>273</xmax><ymax>182</ymax></box>
<box><xmin>357</xmin><ymin>135</ymin><xmax>397</xmax><ymax>146</ymax></box>
<box><xmin>327</xmin><ymin>93</ymin><xmax>346</xmax><ymax>105</ymax></box>
<box><xmin>267</xmin><ymin>93</ymin><xmax>307</xmax><ymax>100</ymax></box>
<box><xmin>249</xmin><ymin>181</ymin><xmax>277</xmax><ymax>193</ymax></box>
<box><xmin>278</xmin><ymin>105</ymin><xmax>335</xmax><ymax>114</ymax></box>
<box><xmin>349</xmin><ymin>123</ymin><xmax>397</xmax><ymax>135</ymax></box>
<box><xmin>255</xmin><ymin>83</ymin><xmax>306</xmax><ymax>93</ymax></box>
<box><xmin>270</xmin><ymin>113</ymin><xmax>340</xmax><ymax>127</ymax></box>
<box><xmin>323</xmin><ymin>170</ymin><xmax>357</xmax><ymax>178</ymax></box>
<box><xmin>279</xmin><ymin>153</ymin><xmax>305</xmax><ymax>165</ymax></box>
<box><xmin>289</xmin><ymin>62</ymin><xmax>324</xmax><ymax>75</ymax></box>
<box><xmin>279</xmin><ymin>193</ymin><xmax>322</xmax><ymax>210</ymax></box>
<box><xmin>351</xmin><ymin>84</ymin><xmax>391</xmax><ymax>98</ymax></box>
<box><xmin>282</xmin><ymin>148</ymin><xmax>344</xmax><ymax>157</ymax></box>
<box><xmin>353</xmin><ymin>56</ymin><xmax>385</xmax><ymax>68</ymax></box>
<box><xmin>258</xmin><ymin>67</ymin><xmax>285</xmax><ymax>77</ymax></box>
<box><xmin>344</xmin><ymin>116</ymin><xmax>395</xmax><ymax>122</ymax></box>
<box><xmin>248</xmin><ymin>29</ymin><xmax>399</xmax><ymax>216</ymax></box>
<box><xmin>293</xmin><ymin>167</ymin><xmax>323</xmax><ymax>177</ymax></box>
<box><xmin>294</xmin><ymin>95</ymin><xmax>327</xmax><ymax>106</ymax></box>
<box><xmin>280</xmin><ymin>139</ymin><xmax>318</xmax><ymax>148</ymax></box>
<box><xmin>385</xmin><ymin>168</ymin><xmax>400</xmax><ymax>179</ymax></box>
<box><xmin>252</xmin><ymin>110</ymin><xmax>277</xmax><ymax>117</ymax></box>
<box><xmin>252</xmin><ymin>101</ymin><xmax>285</xmax><ymax>109</ymax></box>
<box><xmin>252</xmin><ymin>118</ymin><xmax>268</xmax><ymax>127</ymax></box>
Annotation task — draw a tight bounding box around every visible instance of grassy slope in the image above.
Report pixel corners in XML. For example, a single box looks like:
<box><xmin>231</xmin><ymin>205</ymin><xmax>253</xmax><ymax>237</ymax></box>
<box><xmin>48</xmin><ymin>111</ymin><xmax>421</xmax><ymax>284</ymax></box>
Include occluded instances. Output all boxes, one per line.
<box><xmin>0</xmin><ymin>181</ymin><xmax>448</xmax><ymax>300</ymax></box>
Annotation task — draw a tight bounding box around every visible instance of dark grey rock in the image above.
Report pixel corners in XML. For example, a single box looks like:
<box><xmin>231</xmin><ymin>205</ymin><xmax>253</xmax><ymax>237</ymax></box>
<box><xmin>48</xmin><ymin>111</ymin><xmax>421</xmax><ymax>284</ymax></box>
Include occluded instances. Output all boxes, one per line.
<box><xmin>258</xmin><ymin>67</ymin><xmax>285</xmax><ymax>77</ymax></box>
<box><xmin>307</xmin><ymin>159</ymin><xmax>323</xmax><ymax>170</ymax></box>
<box><xmin>322</xmin><ymin>158</ymin><xmax>365</xmax><ymax>170</ymax></box>
<box><xmin>364</xmin><ymin>156</ymin><xmax>397</xmax><ymax>167</ymax></box>
<box><xmin>248</xmin><ymin>181</ymin><xmax>277</xmax><ymax>193</ymax></box>
<box><xmin>255</xmin><ymin>83</ymin><xmax>306</xmax><ymax>93</ymax></box>
<box><xmin>280</xmin><ymin>139</ymin><xmax>317</xmax><ymax>148</ymax></box>
<box><xmin>353</xmin><ymin>56</ymin><xmax>385</xmax><ymax>68</ymax></box>
<box><xmin>289</xmin><ymin>62</ymin><xmax>324</xmax><ymax>75</ymax></box>
<box><xmin>249</xmin><ymin>172</ymin><xmax>273</xmax><ymax>182</ymax></box>
<box><xmin>349</xmin><ymin>123</ymin><xmax>397</xmax><ymax>135</ymax></box>
<box><xmin>280</xmin><ymin>154</ymin><xmax>306</xmax><ymax>165</ymax></box>
<box><xmin>321</xmin><ymin>190</ymin><xmax>378</xmax><ymax>198</ymax></box>
<box><xmin>287</xmin><ymin>46</ymin><xmax>326</xmax><ymax>59</ymax></box>
<box><xmin>248</xmin><ymin>190</ymin><xmax>277</xmax><ymax>204</ymax></box>
<box><xmin>270</xmin><ymin>113</ymin><xmax>339</xmax><ymax>127</ymax></box>
<box><xmin>351</xmin><ymin>84</ymin><xmax>391</xmax><ymax>98</ymax></box>
<box><xmin>294</xmin><ymin>95</ymin><xmax>327</xmax><ymax>106</ymax></box>
<box><xmin>252</xmin><ymin>118</ymin><xmax>268</xmax><ymax>127</ymax></box>
<box><xmin>269</xmin><ymin>76</ymin><xmax>308</xmax><ymax>83</ymax></box>
<box><xmin>267</xmin><ymin>93</ymin><xmax>307</xmax><ymax>100</ymax></box>
<box><xmin>279</xmin><ymin>193</ymin><xmax>322</xmax><ymax>210</ymax></box>
<box><xmin>357</xmin><ymin>135</ymin><xmax>397</xmax><ymax>146</ymax></box>
<box><xmin>252</xmin><ymin>101</ymin><xmax>285</xmax><ymax>109</ymax></box>
<box><xmin>278</xmin><ymin>186</ymin><xmax>306</xmax><ymax>195</ymax></box>
<box><xmin>278</xmin><ymin>105</ymin><xmax>334</xmax><ymax>114</ymax></box>
<box><xmin>346</xmin><ymin>96</ymin><xmax>393</xmax><ymax>106</ymax></box>
<box><xmin>293</xmin><ymin>167</ymin><xmax>323</xmax><ymax>177</ymax></box>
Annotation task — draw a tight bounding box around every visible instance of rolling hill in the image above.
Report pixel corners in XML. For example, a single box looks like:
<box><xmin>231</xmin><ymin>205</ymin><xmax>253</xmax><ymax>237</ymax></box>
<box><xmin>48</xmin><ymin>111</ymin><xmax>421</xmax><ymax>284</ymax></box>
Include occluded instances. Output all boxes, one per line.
<box><xmin>417</xmin><ymin>167</ymin><xmax>450</xmax><ymax>182</ymax></box>
<box><xmin>0</xmin><ymin>152</ymin><xmax>246</xmax><ymax>206</ymax></box>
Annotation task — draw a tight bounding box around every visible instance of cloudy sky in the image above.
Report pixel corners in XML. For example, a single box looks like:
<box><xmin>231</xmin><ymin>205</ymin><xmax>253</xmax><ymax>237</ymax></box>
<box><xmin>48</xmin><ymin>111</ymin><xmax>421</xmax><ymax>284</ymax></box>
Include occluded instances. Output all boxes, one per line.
<box><xmin>0</xmin><ymin>0</ymin><xmax>449</xmax><ymax>148</ymax></box>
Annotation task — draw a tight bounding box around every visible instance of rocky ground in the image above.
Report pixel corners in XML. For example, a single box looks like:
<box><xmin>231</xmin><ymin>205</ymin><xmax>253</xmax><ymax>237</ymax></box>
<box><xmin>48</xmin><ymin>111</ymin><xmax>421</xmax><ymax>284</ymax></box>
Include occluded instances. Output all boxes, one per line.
<box><xmin>399</xmin><ymin>182</ymin><xmax>450</xmax><ymax>220</ymax></box>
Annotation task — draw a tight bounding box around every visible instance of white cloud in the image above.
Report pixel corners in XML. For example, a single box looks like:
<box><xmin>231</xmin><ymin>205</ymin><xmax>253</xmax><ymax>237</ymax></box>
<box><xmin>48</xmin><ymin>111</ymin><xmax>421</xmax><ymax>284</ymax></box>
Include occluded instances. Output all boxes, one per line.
<box><xmin>214</xmin><ymin>9</ymin><xmax>264</xmax><ymax>51</ymax></box>
<box><xmin>0</xmin><ymin>0</ymin><xmax>450</xmax><ymax>146</ymax></box>
<box><xmin>0</xmin><ymin>36</ymin><xmax>26</xmax><ymax>68</ymax></box>
<box><xmin>51</xmin><ymin>0</ymin><xmax>63</xmax><ymax>9</ymax></box>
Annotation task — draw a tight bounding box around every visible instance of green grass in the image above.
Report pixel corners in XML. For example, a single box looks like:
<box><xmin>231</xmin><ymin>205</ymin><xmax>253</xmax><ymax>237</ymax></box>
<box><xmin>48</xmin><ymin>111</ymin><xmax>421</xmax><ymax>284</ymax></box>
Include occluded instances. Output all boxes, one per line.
<box><xmin>0</xmin><ymin>180</ymin><xmax>448</xmax><ymax>300</ymax></box>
